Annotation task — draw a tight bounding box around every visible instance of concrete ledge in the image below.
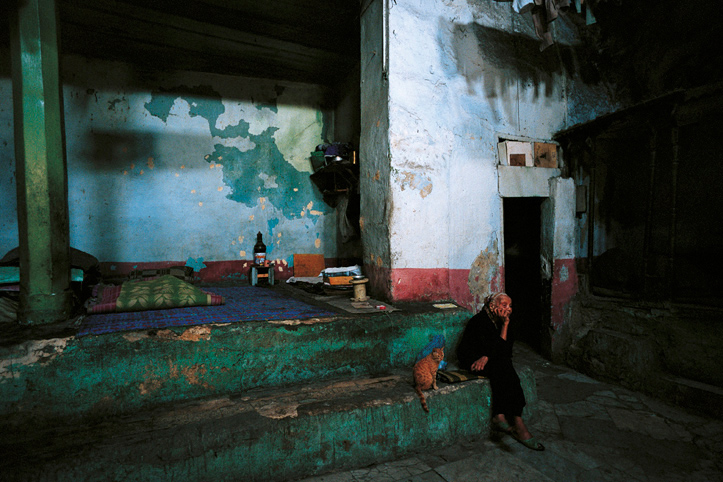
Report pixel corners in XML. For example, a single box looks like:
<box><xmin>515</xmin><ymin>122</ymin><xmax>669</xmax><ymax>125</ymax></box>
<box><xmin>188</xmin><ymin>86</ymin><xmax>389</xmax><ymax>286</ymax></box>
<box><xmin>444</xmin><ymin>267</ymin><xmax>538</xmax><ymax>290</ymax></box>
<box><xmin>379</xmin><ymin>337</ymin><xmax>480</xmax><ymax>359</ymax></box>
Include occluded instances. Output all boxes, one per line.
<box><xmin>0</xmin><ymin>311</ymin><xmax>471</xmax><ymax>423</ymax></box>
<box><xmin>2</xmin><ymin>367</ymin><xmax>537</xmax><ymax>482</ymax></box>
<box><xmin>497</xmin><ymin>166</ymin><xmax>561</xmax><ymax>197</ymax></box>
<box><xmin>659</xmin><ymin>375</ymin><xmax>723</xmax><ymax>419</ymax></box>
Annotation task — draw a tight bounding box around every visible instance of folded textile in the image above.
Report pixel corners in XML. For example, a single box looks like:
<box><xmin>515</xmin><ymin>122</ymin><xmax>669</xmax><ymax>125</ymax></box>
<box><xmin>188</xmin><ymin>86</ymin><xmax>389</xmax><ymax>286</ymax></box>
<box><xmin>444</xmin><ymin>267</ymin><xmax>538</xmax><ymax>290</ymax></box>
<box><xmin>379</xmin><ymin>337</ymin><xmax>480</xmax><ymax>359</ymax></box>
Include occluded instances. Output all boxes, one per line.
<box><xmin>437</xmin><ymin>369</ymin><xmax>487</xmax><ymax>383</ymax></box>
<box><xmin>87</xmin><ymin>275</ymin><xmax>224</xmax><ymax>314</ymax></box>
<box><xmin>127</xmin><ymin>265</ymin><xmax>195</xmax><ymax>282</ymax></box>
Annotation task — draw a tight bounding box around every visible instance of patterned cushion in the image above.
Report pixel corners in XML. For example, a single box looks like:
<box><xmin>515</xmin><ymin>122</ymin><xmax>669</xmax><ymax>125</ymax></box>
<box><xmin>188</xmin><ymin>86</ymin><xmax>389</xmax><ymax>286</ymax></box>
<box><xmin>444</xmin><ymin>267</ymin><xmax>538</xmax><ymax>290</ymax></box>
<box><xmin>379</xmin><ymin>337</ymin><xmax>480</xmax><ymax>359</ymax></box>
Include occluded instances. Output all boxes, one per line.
<box><xmin>437</xmin><ymin>370</ymin><xmax>487</xmax><ymax>383</ymax></box>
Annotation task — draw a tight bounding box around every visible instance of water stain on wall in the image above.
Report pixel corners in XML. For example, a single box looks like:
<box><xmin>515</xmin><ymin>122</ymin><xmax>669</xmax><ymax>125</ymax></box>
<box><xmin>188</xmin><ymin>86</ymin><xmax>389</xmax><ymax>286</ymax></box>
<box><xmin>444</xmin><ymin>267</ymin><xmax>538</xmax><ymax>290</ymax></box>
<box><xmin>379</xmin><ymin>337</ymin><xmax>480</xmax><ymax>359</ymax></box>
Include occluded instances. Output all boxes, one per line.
<box><xmin>396</xmin><ymin>170</ymin><xmax>433</xmax><ymax>198</ymax></box>
<box><xmin>468</xmin><ymin>239</ymin><xmax>502</xmax><ymax>310</ymax></box>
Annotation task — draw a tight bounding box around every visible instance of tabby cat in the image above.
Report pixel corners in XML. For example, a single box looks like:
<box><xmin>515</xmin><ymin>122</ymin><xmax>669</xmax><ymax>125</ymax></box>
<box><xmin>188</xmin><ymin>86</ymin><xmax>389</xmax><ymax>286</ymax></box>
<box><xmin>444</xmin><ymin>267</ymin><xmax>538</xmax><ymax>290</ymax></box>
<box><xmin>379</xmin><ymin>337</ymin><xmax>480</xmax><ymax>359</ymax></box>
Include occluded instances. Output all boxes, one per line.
<box><xmin>413</xmin><ymin>347</ymin><xmax>444</xmax><ymax>412</ymax></box>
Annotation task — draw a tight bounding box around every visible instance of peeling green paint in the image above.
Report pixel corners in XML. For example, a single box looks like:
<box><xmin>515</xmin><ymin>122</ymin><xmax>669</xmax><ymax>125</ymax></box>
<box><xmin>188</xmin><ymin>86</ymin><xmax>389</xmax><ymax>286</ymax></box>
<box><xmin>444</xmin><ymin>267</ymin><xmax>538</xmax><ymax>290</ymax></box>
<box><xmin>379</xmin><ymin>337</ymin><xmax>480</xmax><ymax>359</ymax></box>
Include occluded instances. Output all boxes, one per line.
<box><xmin>255</xmin><ymin>102</ymin><xmax>278</xmax><ymax>113</ymax></box>
<box><xmin>145</xmin><ymin>85</ymin><xmax>224</xmax><ymax>130</ymax></box>
<box><xmin>209</xmin><ymin>137</ymin><xmax>328</xmax><ymax>219</ymax></box>
<box><xmin>144</xmin><ymin>85</ymin><xmax>331</xmax><ymax>220</ymax></box>
<box><xmin>1</xmin><ymin>309</ymin><xmax>540</xmax><ymax>481</ymax></box>
<box><xmin>266</xmin><ymin>218</ymin><xmax>280</xmax><ymax>255</ymax></box>
<box><xmin>0</xmin><ymin>311</ymin><xmax>474</xmax><ymax>421</ymax></box>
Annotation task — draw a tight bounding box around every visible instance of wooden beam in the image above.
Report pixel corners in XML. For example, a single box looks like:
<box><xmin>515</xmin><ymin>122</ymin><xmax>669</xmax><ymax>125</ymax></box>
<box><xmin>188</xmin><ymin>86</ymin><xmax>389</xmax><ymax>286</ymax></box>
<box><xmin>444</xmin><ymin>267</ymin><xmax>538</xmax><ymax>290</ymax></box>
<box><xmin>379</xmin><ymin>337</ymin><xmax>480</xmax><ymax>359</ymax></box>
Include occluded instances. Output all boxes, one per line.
<box><xmin>59</xmin><ymin>0</ymin><xmax>355</xmax><ymax>80</ymax></box>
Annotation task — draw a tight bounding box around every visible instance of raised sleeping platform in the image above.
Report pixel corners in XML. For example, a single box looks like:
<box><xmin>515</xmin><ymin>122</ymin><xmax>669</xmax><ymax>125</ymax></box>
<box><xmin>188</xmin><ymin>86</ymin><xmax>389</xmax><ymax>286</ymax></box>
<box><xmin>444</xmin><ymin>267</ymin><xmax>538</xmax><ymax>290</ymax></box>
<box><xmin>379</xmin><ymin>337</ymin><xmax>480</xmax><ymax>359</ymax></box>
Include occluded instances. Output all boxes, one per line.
<box><xmin>0</xmin><ymin>306</ymin><xmax>537</xmax><ymax>481</ymax></box>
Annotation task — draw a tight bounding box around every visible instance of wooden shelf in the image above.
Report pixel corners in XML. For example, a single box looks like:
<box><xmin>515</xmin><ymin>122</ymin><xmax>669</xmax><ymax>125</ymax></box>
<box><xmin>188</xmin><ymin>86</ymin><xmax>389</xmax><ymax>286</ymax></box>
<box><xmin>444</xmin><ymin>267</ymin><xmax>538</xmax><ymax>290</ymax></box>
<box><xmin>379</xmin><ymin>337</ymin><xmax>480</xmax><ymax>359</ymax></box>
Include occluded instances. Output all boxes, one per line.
<box><xmin>310</xmin><ymin>161</ymin><xmax>358</xmax><ymax>206</ymax></box>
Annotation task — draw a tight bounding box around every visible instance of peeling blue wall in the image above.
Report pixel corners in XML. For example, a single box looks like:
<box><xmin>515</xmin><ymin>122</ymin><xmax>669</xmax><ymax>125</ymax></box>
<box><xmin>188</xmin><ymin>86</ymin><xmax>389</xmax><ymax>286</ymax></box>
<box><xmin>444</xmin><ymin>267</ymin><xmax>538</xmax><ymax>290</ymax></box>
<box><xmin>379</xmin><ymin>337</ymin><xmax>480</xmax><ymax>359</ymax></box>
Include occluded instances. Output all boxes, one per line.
<box><xmin>1</xmin><ymin>54</ymin><xmax>343</xmax><ymax>266</ymax></box>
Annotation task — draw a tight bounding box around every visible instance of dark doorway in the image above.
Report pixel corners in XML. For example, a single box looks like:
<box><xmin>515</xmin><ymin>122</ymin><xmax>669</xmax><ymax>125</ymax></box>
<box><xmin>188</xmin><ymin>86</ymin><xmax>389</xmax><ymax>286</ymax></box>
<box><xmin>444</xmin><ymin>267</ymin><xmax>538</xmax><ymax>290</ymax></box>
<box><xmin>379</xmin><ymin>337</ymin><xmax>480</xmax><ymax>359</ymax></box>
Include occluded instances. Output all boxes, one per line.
<box><xmin>503</xmin><ymin>197</ymin><xmax>544</xmax><ymax>352</ymax></box>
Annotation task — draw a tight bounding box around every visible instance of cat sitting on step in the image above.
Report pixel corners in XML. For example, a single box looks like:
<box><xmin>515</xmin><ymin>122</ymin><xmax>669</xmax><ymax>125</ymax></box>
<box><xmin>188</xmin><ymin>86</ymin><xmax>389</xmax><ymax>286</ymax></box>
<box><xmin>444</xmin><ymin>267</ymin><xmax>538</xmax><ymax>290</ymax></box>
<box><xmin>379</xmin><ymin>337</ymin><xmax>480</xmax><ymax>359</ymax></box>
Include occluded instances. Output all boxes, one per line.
<box><xmin>413</xmin><ymin>347</ymin><xmax>444</xmax><ymax>412</ymax></box>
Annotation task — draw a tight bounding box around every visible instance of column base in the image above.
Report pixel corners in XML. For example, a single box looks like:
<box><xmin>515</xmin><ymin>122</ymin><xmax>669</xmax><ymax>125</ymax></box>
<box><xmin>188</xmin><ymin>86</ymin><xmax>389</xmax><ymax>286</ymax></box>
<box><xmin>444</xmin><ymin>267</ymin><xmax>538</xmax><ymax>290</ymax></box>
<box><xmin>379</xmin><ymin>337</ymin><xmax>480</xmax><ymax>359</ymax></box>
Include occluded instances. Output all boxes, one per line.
<box><xmin>18</xmin><ymin>290</ymin><xmax>74</xmax><ymax>325</ymax></box>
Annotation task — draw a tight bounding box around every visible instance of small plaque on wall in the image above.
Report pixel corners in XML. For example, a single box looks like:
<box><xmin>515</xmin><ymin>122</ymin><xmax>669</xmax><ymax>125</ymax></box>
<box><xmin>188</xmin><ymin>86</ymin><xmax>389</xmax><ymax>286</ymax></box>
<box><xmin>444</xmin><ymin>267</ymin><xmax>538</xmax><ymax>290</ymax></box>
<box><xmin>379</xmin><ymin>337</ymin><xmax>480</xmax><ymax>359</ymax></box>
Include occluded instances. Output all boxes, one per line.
<box><xmin>534</xmin><ymin>142</ymin><xmax>558</xmax><ymax>168</ymax></box>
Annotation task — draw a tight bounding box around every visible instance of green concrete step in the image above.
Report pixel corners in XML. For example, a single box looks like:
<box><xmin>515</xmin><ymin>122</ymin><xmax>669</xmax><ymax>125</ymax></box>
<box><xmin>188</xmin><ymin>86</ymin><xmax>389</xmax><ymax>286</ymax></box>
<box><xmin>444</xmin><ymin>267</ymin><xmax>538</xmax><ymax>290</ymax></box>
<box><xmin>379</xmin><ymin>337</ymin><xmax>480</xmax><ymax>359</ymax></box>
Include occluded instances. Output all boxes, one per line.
<box><xmin>2</xmin><ymin>367</ymin><xmax>537</xmax><ymax>482</ymax></box>
<box><xmin>1</xmin><ymin>311</ymin><xmax>474</xmax><ymax>424</ymax></box>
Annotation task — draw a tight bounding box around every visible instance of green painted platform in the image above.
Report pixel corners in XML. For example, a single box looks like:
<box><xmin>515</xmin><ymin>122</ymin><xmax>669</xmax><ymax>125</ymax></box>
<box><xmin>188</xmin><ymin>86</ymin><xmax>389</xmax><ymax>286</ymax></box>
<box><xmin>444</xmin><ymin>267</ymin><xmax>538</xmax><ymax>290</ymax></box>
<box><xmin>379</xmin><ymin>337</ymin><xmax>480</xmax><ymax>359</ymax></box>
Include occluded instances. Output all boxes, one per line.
<box><xmin>0</xmin><ymin>307</ymin><xmax>537</xmax><ymax>481</ymax></box>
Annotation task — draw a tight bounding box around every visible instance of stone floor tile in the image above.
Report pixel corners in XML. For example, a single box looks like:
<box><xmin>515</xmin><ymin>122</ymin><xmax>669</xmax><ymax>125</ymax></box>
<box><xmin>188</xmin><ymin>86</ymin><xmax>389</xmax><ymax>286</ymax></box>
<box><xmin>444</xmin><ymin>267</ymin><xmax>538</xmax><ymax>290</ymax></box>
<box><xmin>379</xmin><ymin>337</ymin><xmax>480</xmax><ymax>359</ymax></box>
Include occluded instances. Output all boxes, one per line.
<box><xmin>662</xmin><ymin>470</ymin><xmax>723</xmax><ymax>482</ymax></box>
<box><xmin>350</xmin><ymin>467</ymin><xmax>396</xmax><ymax>482</ymax></box>
<box><xmin>557</xmin><ymin>372</ymin><xmax>600</xmax><ymax>384</ymax></box>
<box><xmin>616</xmin><ymin>392</ymin><xmax>640</xmax><ymax>403</ymax></box>
<box><xmin>504</xmin><ymin>440</ymin><xmax>588</xmax><ymax>481</ymax></box>
<box><xmin>355</xmin><ymin>458</ymin><xmax>433</xmax><ymax>481</ymax></box>
<box><xmin>558</xmin><ymin>416</ymin><xmax>633</xmax><ymax>449</ymax></box>
<box><xmin>573</xmin><ymin>442</ymin><xmax>649</xmax><ymax>476</ymax></box>
<box><xmin>411</xmin><ymin>452</ymin><xmax>450</xmax><ymax>470</ymax></box>
<box><xmin>533</xmin><ymin>400</ymin><xmax>563</xmax><ymax>437</ymax></box>
<box><xmin>297</xmin><ymin>471</ymin><xmax>357</xmax><ymax>482</ymax></box>
<box><xmin>606</xmin><ymin>407</ymin><xmax>693</xmax><ymax>441</ymax></box>
<box><xmin>576</xmin><ymin>464</ymin><xmax>649</xmax><ymax>482</ymax></box>
<box><xmin>350</xmin><ymin>468</ymin><xmax>373</xmax><ymax>478</ymax></box>
<box><xmin>537</xmin><ymin>376</ymin><xmax>606</xmax><ymax>404</ymax></box>
<box><xmin>615</xmin><ymin>434</ymin><xmax>704</xmax><ymax>477</ymax></box>
<box><xmin>693</xmin><ymin>435</ymin><xmax>723</xmax><ymax>461</ymax></box>
<box><xmin>380</xmin><ymin>468</ymin><xmax>417</xmax><ymax>480</ymax></box>
<box><xmin>404</xmin><ymin>470</ymin><xmax>446</xmax><ymax>482</ymax></box>
<box><xmin>434</xmin><ymin>452</ymin><xmax>556</xmax><ymax>482</ymax></box>
<box><xmin>586</xmin><ymin>391</ymin><xmax>630</xmax><ymax>409</ymax></box>
<box><xmin>555</xmin><ymin>400</ymin><xmax>612</xmax><ymax>420</ymax></box>
<box><xmin>548</xmin><ymin>440</ymin><xmax>602</xmax><ymax>471</ymax></box>
<box><xmin>688</xmin><ymin>418</ymin><xmax>723</xmax><ymax>439</ymax></box>
<box><xmin>691</xmin><ymin>467</ymin><xmax>723</xmax><ymax>482</ymax></box>
<box><xmin>638</xmin><ymin>396</ymin><xmax>710</xmax><ymax>425</ymax></box>
<box><xmin>592</xmin><ymin>389</ymin><xmax>617</xmax><ymax>398</ymax></box>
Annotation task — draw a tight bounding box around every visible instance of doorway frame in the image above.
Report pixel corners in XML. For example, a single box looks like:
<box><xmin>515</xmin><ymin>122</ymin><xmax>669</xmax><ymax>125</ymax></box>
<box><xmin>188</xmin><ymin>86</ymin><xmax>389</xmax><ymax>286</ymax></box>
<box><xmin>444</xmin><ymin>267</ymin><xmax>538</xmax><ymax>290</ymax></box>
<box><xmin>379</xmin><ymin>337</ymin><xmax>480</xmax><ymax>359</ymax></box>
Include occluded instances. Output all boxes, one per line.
<box><xmin>498</xmin><ymin>161</ymin><xmax>575</xmax><ymax>359</ymax></box>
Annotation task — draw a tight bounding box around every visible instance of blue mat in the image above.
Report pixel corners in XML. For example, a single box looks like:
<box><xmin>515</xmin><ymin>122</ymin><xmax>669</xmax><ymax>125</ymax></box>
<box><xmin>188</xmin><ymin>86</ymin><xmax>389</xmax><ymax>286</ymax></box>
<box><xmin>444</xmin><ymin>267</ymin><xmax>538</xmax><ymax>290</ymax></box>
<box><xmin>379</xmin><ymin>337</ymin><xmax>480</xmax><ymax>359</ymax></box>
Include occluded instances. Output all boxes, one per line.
<box><xmin>77</xmin><ymin>285</ymin><xmax>338</xmax><ymax>337</ymax></box>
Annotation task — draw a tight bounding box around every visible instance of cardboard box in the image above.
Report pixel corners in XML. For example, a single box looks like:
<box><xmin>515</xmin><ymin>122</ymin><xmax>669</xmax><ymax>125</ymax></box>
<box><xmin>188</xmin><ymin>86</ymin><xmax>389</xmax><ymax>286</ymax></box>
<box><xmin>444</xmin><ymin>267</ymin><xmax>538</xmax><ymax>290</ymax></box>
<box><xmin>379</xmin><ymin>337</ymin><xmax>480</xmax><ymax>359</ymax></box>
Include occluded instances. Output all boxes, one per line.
<box><xmin>327</xmin><ymin>276</ymin><xmax>353</xmax><ymax>286</ymax></box>
<box><xmin>498</xmin><ymin>141</ymin><xmax>533</xmax><ymax>167</ymax></box>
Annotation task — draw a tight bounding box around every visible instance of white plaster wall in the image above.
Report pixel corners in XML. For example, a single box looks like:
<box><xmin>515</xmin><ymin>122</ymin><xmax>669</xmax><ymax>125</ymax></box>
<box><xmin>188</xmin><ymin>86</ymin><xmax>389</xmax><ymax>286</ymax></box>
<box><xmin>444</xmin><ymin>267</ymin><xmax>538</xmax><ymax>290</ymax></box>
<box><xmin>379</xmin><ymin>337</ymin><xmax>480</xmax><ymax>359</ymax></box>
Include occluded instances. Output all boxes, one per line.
<box><xmin>550</xmin><ymin>177</ymin><xmax>576</xmax><ymax>259</ymax></box>
<box><xmin>385</xmin><ymin>0</ymin><xmax>615</xmax><ymax>274</ymax></box>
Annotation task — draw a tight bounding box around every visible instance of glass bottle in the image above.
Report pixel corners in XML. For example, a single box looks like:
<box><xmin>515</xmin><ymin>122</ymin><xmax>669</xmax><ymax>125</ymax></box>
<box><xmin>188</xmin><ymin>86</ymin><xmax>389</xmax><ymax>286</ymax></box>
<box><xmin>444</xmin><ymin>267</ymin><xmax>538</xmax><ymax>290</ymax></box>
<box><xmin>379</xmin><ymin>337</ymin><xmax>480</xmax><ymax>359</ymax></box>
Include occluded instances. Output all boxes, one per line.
<box><xmin>253</xmin><ymin>232</ymin><xmax>266</xmax><ymax>265</ymax></box>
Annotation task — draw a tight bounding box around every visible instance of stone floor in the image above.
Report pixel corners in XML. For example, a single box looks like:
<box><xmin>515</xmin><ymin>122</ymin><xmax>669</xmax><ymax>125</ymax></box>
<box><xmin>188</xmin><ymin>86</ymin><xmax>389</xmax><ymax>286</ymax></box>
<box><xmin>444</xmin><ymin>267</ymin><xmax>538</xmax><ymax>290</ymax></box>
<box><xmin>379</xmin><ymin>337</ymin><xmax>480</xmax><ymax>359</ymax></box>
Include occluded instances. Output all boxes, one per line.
<box><xmin>295</xmin><ymin>344</ymin><xmax>723</xmax><ymax>482</ymax></box>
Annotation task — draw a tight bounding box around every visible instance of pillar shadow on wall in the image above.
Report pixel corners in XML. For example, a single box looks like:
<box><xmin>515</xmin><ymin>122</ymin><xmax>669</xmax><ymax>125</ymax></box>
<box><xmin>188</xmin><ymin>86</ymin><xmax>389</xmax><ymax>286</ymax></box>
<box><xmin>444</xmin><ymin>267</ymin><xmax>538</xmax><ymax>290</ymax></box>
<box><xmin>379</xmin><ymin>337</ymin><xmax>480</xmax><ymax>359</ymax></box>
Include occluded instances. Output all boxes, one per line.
<box><xmin>75</xmin><ymin>129</ymin><xmax>337</xmax><ymax>264</ymax></box>
<box><xmin>441</xmin><ymin>18</ymin><xmax>602</xmax><ymax>123</ymax></box>
<box><xmin>75</xmin><ymin>130</ymin><xmax>170</xmax><ymax>262</ymax></box>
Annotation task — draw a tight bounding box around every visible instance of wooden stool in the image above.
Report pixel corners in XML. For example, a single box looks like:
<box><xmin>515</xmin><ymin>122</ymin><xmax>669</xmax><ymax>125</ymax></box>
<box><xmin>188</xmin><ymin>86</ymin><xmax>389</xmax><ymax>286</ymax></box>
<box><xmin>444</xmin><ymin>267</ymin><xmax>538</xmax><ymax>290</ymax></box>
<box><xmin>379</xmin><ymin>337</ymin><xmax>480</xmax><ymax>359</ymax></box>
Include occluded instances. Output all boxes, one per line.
<box><xmin>250</xmin><ymin>263</ymin><xmax>275</xmax><ymax>286</ymax></box>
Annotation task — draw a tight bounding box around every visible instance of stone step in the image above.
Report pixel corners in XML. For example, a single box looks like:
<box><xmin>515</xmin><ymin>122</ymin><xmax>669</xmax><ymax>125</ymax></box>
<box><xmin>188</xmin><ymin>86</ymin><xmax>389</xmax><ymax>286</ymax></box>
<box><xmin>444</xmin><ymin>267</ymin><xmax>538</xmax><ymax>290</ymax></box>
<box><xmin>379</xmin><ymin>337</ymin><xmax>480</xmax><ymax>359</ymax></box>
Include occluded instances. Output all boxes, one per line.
<box><xmin>0</xmin><ymin>310</ymin><xmax>472</xmax><ymax>424</ymax></box>
<box><xmin>660</xmin><ymin>374</ymin><xmax>723</xmax><ymax>419</ymax></box>
<box><xmin>2</xmin><ymin>367</ymin><xmax>537</xmax><ymax>482</ymax></box>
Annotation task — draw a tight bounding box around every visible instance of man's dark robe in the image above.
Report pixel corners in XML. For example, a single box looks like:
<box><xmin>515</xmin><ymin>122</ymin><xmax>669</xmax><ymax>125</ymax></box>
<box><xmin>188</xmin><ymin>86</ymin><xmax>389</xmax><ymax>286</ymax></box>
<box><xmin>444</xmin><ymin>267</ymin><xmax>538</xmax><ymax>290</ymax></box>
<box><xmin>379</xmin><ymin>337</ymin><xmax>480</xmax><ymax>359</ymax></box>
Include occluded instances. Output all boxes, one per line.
<box><xmin>456</xmin><ymin>309</ymin><xmax>526</xmax><ymax>417</ymax></box>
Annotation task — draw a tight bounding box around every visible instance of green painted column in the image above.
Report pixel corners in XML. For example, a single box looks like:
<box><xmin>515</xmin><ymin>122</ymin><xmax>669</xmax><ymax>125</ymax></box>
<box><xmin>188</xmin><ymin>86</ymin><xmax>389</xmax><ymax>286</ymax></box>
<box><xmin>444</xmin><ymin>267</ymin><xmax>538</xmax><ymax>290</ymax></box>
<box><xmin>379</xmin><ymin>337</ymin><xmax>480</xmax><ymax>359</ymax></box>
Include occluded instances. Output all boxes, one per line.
<box><xmin>10</xmin><ymin>0</ymin><xmax>72</xmax><ymax>324</ymax></box>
